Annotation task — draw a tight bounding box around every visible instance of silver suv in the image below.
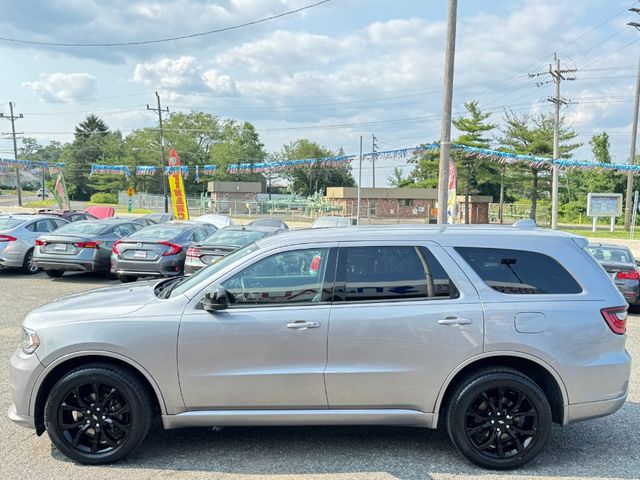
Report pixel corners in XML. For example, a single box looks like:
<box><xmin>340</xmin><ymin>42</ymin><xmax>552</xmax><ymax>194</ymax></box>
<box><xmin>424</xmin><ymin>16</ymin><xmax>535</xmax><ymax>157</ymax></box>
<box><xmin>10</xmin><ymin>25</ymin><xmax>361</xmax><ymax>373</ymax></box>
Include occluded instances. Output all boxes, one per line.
<box><xmin>8</xmin><ymin>225</ymin><xmax>631</xmax><ymax>469</ymax></box>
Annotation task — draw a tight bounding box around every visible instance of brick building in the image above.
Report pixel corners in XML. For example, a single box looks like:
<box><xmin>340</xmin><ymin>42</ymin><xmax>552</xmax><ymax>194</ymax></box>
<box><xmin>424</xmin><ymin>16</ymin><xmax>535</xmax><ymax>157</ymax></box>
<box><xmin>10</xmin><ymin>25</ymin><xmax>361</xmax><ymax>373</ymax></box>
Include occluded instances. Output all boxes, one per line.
<box><xmin>324</xmin><ymin>187</ymin><xmax>493</xmax><ymax>223</ymax></box>
<box><xmin>325</xmin><ymin>187</ymin><xmax>438</xmax><ymax>220</ymax></box>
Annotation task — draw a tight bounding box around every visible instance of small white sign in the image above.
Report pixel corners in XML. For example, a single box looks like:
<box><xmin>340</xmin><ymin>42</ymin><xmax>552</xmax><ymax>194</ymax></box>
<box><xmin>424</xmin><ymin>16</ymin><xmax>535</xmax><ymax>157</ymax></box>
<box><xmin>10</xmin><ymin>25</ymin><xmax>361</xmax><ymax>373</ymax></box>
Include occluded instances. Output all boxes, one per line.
<box><xmin>587</xmin><ymin>193</ymin><xmax>622</xmax><ymax>217</ymax></box>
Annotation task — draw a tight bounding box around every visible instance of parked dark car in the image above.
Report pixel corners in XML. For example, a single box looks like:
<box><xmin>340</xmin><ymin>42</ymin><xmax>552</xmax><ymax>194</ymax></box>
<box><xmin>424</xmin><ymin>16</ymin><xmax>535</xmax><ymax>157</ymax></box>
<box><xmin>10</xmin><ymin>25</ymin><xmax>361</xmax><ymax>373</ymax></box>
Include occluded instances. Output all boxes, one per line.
<box><xmin>36</xmin><ymin>209</ymin><xmax>97</xmax><ymax>222</ymax></box>
<box><xmin>248</xmin><ymin>218</ymin><xmax>289</xmax><ymax>229</ymax></box>
<box><xmin>586</xmin><ymin>243</ymin><xmax>640</xmax><ymax>306</ymax></box>
<box><xmin>111</xmin><ymin>221</ymin><xmax>216</xmax><ymax>282</ymax></box>
<box><xmin>184</xmin><ymin>225</ymin><xmax>283</xmax><ymax>274</ymax></box>
<box><xmin>33</xmin><ymin>219</ymin><xmax>143</xmax><ymax>277</ymax></box>
<box><xmin>132</xmin><ymin>217</ymin><xmax>157</xmax><ymax>228</ymax></box>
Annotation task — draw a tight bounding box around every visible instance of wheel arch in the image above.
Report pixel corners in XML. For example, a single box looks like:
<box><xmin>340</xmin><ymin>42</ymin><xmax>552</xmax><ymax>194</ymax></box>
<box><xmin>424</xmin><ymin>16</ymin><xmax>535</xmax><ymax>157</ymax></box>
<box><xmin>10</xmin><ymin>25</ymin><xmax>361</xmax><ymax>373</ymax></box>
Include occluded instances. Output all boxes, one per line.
<box><xmin>434</xmin><ymin>352</ymin><xmax>568</xmax><ymax>427</ymax></box>
<box><xmin>31</xmin><ymin>351</ymin><xmax>166</xmax><ymax>435</ymax></box>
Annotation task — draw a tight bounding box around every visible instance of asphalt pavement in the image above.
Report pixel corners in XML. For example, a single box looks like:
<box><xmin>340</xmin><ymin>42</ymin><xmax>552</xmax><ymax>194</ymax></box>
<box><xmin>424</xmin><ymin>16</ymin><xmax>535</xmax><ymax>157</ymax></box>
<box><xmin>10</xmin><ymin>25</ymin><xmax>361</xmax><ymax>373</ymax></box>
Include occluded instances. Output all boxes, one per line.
<box><xmin>0</xmin><ymin>269</ymin><xmax>639</xmax><ymax>480</ymax></box>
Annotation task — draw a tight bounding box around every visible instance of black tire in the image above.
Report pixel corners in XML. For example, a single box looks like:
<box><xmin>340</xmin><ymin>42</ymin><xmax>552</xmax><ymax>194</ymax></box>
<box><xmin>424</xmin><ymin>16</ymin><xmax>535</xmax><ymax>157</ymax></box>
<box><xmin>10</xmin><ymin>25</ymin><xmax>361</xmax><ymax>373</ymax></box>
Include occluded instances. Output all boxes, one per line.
<box><xmin>45</xmin><ymin>269</ymin><xmax>64</xmax><ymax>278</ymax></box>
<box><xmin>446</xmin><ymin>368</ymin><xmax>552</xmax><ymax>470</ymax></box>
<box><xmin>119</xmin><ymin>275</ymin><xmax>137</xmax><ymax>283</ymax></box>
<box><xmin>44</xmin><ymin>364</ymin><xmax>153</xmax><ymax>464</ymax></box>
<box><xmin>22</xmin><ymin>248</ymin><xmax>40</xmax><ymax>274</ymax></box>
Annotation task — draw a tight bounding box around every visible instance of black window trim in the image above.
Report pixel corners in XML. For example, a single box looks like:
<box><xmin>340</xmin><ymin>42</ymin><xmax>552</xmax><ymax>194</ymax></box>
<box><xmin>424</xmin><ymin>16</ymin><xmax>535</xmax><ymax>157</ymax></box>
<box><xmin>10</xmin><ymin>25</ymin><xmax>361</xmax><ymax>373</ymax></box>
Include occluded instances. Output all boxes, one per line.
<box><xmin>332</xmin><ymin>244</ymin><xmax>460</xmax><ymax>305</ymax></box>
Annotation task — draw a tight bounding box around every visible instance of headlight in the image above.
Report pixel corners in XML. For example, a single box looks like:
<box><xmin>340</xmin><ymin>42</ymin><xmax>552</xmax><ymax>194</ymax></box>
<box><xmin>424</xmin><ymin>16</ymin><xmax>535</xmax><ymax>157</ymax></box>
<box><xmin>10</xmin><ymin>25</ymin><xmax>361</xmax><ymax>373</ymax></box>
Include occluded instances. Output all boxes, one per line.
<box><xmin>20</xmin><ymin>327</ymin><xmax>40</xmax><ymax>355</ymax></box>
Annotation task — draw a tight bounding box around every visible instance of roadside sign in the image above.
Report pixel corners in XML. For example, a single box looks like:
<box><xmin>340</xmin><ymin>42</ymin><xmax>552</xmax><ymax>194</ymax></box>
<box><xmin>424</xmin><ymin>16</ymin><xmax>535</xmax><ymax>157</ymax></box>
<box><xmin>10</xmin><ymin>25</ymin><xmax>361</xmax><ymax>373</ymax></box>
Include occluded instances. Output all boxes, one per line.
<box><xmin>127</xmin><ymin>187</ymin><xmax>135</xmax><ymax>196</ymax></box>
<box><xmin>587</xmin><ymin>193</ymin><xmax>622</xmax><ymax>233</ymax></box>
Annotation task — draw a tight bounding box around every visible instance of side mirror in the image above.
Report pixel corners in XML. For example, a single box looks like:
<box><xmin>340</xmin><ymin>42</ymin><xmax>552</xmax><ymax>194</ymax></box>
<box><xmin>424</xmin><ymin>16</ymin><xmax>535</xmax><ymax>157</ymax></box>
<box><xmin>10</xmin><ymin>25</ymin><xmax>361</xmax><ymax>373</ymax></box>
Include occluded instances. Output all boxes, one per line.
<box><xmin>201</xmin><ymin>286</ymin><xmax>230</xmax><ymax>312</ymax></box>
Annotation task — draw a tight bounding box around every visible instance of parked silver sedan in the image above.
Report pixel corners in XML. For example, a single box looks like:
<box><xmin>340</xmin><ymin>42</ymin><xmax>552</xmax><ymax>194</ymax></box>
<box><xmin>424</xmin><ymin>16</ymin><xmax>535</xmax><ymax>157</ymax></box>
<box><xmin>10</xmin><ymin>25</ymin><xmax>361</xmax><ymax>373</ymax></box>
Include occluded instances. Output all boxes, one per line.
<box><xmin>184</xmin><ymin>225</ymin><xmax>282</xmax><ymax>274</ymax></box>
<box><xmin>0</xmin><ymin>214</ymin><xmax>68</xmax><ymax>273</ymax></box>
<box><xmin>111</xmin><ymin>221</ymin><xmax>217</xmax><ymax>282</ymax></box>
<box><xmin>33</xmin><ymin>219</ymin><xmax>142</xmax><ymax>277</ymax></box>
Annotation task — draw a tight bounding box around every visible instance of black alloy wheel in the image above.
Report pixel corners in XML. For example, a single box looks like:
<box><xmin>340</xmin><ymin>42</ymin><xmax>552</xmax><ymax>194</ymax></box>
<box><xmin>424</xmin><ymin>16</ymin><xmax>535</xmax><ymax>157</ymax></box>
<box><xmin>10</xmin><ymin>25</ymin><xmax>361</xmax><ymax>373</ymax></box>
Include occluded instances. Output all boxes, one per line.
<box><xmin>447</xmin><ymin>368</ymin><xmax>552</xmax><ymax>470</ymax></box>
<box><xmin>44</xmin><ymin>365</ymin><xmax>153</xmax><ymax>464</ymax></box>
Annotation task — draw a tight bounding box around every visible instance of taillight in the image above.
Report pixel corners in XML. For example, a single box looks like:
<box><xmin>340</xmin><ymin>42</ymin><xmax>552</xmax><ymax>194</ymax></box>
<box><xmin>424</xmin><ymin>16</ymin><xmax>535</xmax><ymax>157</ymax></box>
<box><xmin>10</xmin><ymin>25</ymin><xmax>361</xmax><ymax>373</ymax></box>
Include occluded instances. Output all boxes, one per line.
<box><xmin>616</xmin><ymin>270</ymin><xmax>640</xmax><ymax>280</ymax></box>
<box><xmin>161</xmin><ymin>241</ymin><xmax>182</xmax><ymax>256</ymax></box>
<box><xmin>601</xmin><ymin>306</ymin><xmax>627</xmax><ymax>335</ymax></box>
<box><xmin>35</xmin><ymin>239</ymin><xmax>46</xmax><ymax>246</ymax></box>
<box><xmin>0</xmin><ymin>234</ymin><xmax>16</xmax><ymax>242</ymax></box>
<box><xmin>112</xmin><ymin>240</ymin><xmax>123</xmax><ymax>254</ymax></box>
<box><xmin>74</xmin><ymin>241</ymin><xmax>102</xmax><ymax>249</ymax></box>
<box><xmin>186</xmin><ymin>247</ymin><xmax>200</xmax><ymax>257</ymax></box>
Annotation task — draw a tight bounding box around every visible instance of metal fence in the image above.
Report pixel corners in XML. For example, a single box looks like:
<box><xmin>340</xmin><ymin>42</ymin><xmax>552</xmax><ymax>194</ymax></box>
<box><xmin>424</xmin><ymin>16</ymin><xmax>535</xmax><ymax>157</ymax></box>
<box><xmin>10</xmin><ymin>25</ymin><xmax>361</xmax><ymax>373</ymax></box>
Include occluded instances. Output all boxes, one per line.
<box><xmin>488</xmin><ymin>203</ymin><xmax>551</xmax><ymax>226</ymax></box>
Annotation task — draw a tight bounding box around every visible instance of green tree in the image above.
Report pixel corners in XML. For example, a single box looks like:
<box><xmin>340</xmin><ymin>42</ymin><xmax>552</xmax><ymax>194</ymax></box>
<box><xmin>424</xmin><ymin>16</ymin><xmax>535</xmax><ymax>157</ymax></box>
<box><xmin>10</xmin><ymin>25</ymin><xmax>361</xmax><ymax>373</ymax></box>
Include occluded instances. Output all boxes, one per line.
<box><xmin>452</xmin><ymin>101</ymin><xmax>499</xmax><ymax>222</ymax></box>
<box><xmin>388</xmin><ymin>166</ymin><xmax>412</xmax><ymax>187</ymax></box>
<box><xmin>282</xmin><ymin>139</ymin><xmax>355</xmax><ymax>196</ymax></box>
<box><xmin>498</xmin><ymin>110</ymin><xmax>580</xmax><ymax>221</ymax></box>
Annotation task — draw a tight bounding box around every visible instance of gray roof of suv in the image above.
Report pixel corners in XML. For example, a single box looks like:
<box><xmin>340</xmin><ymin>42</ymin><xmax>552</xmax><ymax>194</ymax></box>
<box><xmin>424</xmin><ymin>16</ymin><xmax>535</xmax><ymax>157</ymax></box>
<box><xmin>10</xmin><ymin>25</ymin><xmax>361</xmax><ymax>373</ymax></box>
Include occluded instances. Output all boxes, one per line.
<box><xmin>255</xmin><ymin>224</ymin><xmax>586</xmax><ymax>249</ymax></box>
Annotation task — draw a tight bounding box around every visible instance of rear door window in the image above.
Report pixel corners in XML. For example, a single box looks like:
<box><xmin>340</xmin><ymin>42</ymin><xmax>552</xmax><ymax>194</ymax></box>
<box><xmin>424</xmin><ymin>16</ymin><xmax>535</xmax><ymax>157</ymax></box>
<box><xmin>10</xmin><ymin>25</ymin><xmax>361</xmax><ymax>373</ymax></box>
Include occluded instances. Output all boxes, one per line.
<box><xmin>455</xmin><ymin>247</ymin><xmax>582</xmax><ymax>294</ymax></box>
<box><xmin>335</xmin><ymin>245</ymin><xmax>458</xmax><ymax>302</ymax></box>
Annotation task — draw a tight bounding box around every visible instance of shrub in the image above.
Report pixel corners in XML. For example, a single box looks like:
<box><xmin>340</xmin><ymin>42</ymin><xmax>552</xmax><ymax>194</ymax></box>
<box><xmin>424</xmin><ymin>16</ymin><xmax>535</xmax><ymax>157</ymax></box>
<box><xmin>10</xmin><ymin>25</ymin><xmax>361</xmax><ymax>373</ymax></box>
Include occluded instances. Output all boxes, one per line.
<box><xmin>90</xmin><ymin>192</ymin><xmax>118</xmax><ymax>204</ymax></box>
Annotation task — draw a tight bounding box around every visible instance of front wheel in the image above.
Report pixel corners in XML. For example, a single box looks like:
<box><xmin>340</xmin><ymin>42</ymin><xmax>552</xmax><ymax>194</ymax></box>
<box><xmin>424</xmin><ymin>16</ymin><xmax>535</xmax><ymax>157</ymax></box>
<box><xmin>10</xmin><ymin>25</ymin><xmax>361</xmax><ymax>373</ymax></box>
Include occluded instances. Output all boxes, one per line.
<box><xmin>446</xmin><ymin>368</ymin><xmax>552</xmax><ymax>470</ymax></box>
<box><xmin>44</xmin><ymin>364</ymin><xmax>153</xmax><ymax>464</ymax></box>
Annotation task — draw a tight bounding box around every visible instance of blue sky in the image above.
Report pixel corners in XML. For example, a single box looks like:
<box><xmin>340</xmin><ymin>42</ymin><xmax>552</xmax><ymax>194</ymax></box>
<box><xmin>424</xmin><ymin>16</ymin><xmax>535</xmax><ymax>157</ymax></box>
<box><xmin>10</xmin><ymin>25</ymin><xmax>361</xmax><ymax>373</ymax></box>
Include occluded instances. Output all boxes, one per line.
<box><xmin>0</xmin><ymin>0</ymin><xmax>638</xmax><ymax>187</ymax></box>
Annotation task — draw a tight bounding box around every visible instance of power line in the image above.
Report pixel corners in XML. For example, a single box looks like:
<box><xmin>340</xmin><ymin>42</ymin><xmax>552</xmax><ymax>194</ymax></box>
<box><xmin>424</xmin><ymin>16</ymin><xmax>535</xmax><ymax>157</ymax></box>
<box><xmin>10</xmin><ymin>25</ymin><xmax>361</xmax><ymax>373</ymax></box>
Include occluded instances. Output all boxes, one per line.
<box><xmin>0</xmin><ymin>0</ymin><xmax>332</xmax><ymax>47</ymax></box>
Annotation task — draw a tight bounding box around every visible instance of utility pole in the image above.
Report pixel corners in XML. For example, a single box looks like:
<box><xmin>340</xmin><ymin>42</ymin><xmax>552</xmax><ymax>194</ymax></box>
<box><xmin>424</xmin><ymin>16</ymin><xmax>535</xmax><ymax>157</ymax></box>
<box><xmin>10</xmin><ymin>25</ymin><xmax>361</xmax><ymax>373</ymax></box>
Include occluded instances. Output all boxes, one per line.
<box><xmin>437</xmin><ymin>0</ymin><xmax>458</xmax><ymax>224</ymax></box>
<box><xmin>531</xmin><ymin>54</ymin><xmax>575</xmax><ymax>229</ymax></box>
<box><xmin>625</xmin><ymin>11</ymin><xmax>640</xmax><ymax>230</ymax></box>
<box><xmin>356</xmin><ymin>135</ymin><xmax>363</xmax><ymax>225</ymax></box>
<box><xmin>147</xmin><ymin>92</ymin><xmax>169</xmax><ymax>213</ymax></box>
<box><xmin>0</xmin><ymin>102</ymin><xmax>24</xmax><ymax>206</ymax></box>
<box><xmin>371</xmin><ymin>134</ymin><xmax>378</xmax><ymax>188</ymax></box>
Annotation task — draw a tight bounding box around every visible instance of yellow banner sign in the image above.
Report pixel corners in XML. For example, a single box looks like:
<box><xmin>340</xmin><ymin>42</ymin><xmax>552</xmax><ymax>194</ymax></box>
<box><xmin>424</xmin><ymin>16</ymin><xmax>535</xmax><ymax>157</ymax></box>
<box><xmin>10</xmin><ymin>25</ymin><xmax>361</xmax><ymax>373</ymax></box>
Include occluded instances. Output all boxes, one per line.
<box><xmin>167</xmin><ymin>148</ymin><xmax>189</xmax><ymax>220</ymax></box>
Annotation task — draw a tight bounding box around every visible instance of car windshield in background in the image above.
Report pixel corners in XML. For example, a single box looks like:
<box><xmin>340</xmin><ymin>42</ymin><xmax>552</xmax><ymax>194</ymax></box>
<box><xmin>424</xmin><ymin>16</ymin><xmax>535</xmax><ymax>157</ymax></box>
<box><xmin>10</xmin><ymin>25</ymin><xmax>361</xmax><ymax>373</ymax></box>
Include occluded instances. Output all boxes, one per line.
<box><xmin>586</xmin><ymin>246</ymin><xmax>633</xmax><ymax>264</ymax></box>
<box><xmin>52</xmin><ymin>222</ymin><xmax>107</xmax><ymax>235</ymax></box>
<box><xmin>202</xmin><ymin>229</ymin><xmax>268</xmax><ymax>247</ymax></box>
<box><xmin>169</xmin><ymin>243</ymin><xmax>261</xmax><ymax>298</ymax></box>
<box><xmin>0</xmin><ymin>217</ymin><xmax>25</xmax><ymax>230</ymax></box>
<box><xmin>129</xmin><ymin>224</ymin><xmax>185</xmax><ymax>241</ymax></box>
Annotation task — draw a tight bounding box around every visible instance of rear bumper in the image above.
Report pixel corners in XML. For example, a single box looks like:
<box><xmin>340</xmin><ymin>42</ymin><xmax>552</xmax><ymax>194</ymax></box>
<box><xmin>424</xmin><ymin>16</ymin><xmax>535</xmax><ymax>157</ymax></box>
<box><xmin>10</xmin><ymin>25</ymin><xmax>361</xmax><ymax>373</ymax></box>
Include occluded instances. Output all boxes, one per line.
<box><xmin>114</xmin><ymin>257</ymin><xmax>185</xmax><ymax>277</ymax></box>
<box><xmin>564</xmin><ymin>392</ymin><xmax>628</xmax><ymax>425</ymax></box>
<box><xmin>184</xmin><ymin>263</ymin><xmax>205</xmax><ymax>275</ymax></box>
<box><xmin>33</xmin><ymin>259</ymin><xmax>106</xmax><ymax>272</ymax></box>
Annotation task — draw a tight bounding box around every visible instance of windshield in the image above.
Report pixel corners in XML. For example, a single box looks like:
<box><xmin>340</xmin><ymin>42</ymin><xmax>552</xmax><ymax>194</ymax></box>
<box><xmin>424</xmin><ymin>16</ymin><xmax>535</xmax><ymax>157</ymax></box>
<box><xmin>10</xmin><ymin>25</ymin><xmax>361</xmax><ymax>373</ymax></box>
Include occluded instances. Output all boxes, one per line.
<box><xmin>169</xmin><ymin>243</ymin><xmax>260</xmax><ymax>297</ymax></box>
<box><xmin>53</xmin><ymin>222</ymin><xmax>108</xmax><ymax>235</ymax></box>
<box><xmin>0</xmin><ymin>217</ymin><xmax>26</xmax><ymax>230</ymax></box>
<box><xmin>586</xmin><ymin>246</ymin><xmax>633</xmax><ymax>264</ymax></box>
<box><xmin>202</xmin><ymin>229</ymin><xmax>268</xmax><ymax>247</ymax></box>
<box><xmin>129</xmin><ymin>224</ymin><xmax>183</xmax><ymax>241</ymax></box>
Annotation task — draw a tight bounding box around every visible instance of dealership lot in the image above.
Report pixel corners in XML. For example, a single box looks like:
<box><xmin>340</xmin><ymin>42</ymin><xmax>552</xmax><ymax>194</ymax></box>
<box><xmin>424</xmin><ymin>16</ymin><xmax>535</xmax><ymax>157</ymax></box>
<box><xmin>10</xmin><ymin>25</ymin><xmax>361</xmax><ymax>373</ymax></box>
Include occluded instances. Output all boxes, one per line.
<box><xmin>1</xmin><ymin>269</ymin><xmax>638</xmax><ymax>480</ymax></box>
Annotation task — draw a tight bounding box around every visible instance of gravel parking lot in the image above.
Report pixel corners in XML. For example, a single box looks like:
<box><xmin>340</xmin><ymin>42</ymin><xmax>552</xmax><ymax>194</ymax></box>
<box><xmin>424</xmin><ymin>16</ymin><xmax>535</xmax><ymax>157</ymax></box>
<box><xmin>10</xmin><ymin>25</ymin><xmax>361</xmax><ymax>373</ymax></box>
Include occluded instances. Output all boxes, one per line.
<box><xmin>1</xmin><ymin>269</ymin><xmax>638</xmax><ymax>480</ymax></box>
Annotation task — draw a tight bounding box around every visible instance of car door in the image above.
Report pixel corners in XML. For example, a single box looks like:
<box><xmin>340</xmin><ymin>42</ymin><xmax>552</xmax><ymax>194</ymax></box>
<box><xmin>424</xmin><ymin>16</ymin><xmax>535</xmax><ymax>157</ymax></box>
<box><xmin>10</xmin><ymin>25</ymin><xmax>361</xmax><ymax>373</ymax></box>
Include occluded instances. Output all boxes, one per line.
<box><xmin>178</xmin><ymin>244</ymin><xmax>337</xmax><ymax>410</ymax></box>
<box><xmin>324</xmin><ymin>241</ymin><xmax>484</xmax><ymax>413</ymax></box>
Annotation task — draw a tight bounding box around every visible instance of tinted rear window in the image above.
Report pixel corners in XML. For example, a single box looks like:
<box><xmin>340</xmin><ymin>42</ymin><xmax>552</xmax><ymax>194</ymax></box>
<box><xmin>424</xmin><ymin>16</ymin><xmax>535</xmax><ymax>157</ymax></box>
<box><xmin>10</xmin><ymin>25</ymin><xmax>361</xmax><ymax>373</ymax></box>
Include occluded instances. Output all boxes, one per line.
<box><xmin>129</xmin><ymin>224</ymin><xmax>185</xmax><ymax>241</ymax></box>
<box><xmin>53</xmin><ymin>222</ymin><xmax>108</xmax><ymax>235</ymax></box>
<box><xmin>0</xmin><ymin>217</ymin><xmax>25</xmax><ymax>229</ymax></box>
<box><xmin>202</xmin><ymin>229</ymin><xmax>268</xmax><ymax>246</ymax></box>
<box><xmin>586</xmin><ymin>246</ymin><xmax>633</xmax><ymax>264</ymax></box>
<box><xmin>455</xmin><ymin>247</ymin><xmax>582</xmax><ymax>294</ymax></box>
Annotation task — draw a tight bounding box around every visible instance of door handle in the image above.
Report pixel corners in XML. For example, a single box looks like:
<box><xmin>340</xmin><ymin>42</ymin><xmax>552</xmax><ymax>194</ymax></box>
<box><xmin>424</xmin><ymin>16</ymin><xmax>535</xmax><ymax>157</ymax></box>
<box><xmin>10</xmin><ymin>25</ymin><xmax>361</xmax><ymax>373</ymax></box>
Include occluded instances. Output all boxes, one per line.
<box><xmin>438</xmin><ymin>317</ymin><xmax>472</xmax><ymax>326</ymax></box>
<box><xmin>287</xmin><ymin>321</ymin><xmax>321</xmax><ymax>329</ymax></box>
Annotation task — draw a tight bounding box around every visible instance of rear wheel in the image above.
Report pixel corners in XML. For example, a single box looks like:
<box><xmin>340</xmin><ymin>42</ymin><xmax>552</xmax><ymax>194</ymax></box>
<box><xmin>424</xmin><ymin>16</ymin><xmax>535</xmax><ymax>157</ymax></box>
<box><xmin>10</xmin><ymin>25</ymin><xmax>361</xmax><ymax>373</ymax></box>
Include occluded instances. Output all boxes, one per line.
<box><xmin>44</xmin><ymin>364</ymin><xmax>153</xmax><ymax>464</ymax></box>
<box><xmin>22</xmin><ymin>248</ymin><xmax>39</xmax><ymax>274</ymax></box>
<box><xmin>45</xmin><ymin>269</ymin><xmax>64</xmax><ymax>278</ymax></box>
<box><xmin>119</xmin><ymin>275</ymin><xmax>137</xmax><ymax>283</ymax></box>
<box><xmin>446</xmin><ymin>368</ymin><xmax>552</xmax><ymax>470</ymax></box>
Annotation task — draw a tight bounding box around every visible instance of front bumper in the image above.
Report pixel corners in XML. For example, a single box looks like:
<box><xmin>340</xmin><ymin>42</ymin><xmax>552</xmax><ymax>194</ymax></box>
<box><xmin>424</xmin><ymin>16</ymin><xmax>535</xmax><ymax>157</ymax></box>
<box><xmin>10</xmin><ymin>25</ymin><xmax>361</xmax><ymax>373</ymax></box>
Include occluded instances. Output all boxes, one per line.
<box><xmin>8</xmin><ymin>347</ymin><xmax>44</xmax><ymax>430</ymax></box>
<box><xmin>7</xmin><ymin>403</ymin><xmax>35</xmax><ymax>429</ymax></box>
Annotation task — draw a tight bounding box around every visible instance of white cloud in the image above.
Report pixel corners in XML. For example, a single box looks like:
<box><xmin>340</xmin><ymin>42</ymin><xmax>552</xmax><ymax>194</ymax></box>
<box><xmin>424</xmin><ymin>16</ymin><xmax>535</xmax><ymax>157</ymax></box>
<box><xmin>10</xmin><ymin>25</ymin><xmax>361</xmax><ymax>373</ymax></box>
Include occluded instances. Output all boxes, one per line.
<box><xmin>133</xmin><ymin>56</ymin><xmax>200</xmax><ymax>89</ymax></box>
<box><xmin>21</xmin><ymin>72</ymin><xmax>98</xmax><ymax>103</ymax></box>
<box><xmin>202</xmin><ymin>69</ymin><xmax>238</xmax><ymax>94</ymax></box>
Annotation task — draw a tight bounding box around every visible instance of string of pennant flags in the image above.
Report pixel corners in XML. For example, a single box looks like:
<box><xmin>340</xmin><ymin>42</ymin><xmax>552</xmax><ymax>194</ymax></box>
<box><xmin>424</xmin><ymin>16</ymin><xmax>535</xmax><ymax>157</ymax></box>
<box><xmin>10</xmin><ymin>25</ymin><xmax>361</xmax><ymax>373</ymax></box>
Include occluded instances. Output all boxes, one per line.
<box><xmin>5</xmin><ymin>143</ymin><xmax>640</xmax><ymax>179</ymax></box>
